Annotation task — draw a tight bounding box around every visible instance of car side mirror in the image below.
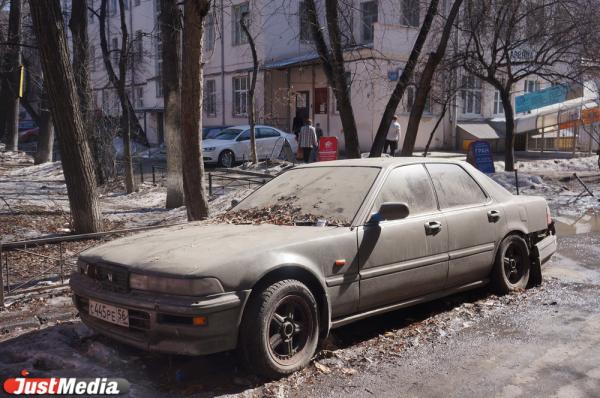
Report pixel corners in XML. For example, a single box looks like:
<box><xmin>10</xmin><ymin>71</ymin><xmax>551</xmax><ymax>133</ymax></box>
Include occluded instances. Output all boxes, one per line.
<box><xmin>369</xmin><ymin>202</ymin><xmax>410</xmax><ymax>224</ymax></box>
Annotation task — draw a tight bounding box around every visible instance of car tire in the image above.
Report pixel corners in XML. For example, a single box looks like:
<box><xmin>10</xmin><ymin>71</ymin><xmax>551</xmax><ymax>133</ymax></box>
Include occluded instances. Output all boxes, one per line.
<box><xmin>240</xmin><ymin>279</ymin><xmax>319</xmax><ymax>378</ymax></box>
<box><xmin>218</xmin><ymin>150</ymin><xmax>235</xmax><ymax>168</ymax></box>
<box><xmin>492</xmin><ymin>234</ymin><xmax>531</xmax><ymax>294</ymax></box>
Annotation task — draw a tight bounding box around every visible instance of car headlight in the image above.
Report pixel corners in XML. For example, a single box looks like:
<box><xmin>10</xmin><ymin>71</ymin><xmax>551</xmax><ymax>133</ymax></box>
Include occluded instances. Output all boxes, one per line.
<box><xmin>129</xmin><ymin>273</ymin><xmax>224</xmax><ymax>296</ymax></box>
<box><xmin>203</xmin><ymin>147</ymin><xmax>216</xmax><ymax>152</ymax></box>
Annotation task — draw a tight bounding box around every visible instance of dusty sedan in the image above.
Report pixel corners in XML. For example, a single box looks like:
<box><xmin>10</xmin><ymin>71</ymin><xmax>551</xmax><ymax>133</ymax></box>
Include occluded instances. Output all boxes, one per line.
<box><xmin>70</xmin><ymin>158</ymin><xmax>557</xmax><ymax>377</ymax></box>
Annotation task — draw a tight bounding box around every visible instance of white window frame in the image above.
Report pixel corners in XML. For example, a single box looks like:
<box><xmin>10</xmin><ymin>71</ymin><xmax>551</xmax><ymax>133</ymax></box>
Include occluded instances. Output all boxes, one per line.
<box><xmin>493</xmin><ymin>90</ymin><xmax>504</xmax><ymax>115</ymax></box>
<box><xmin>361</xmin><ymin>1</ymin><xmax>378</xmax><ymax>43</ymax></box>
<box><xmin>135</xmin><ymin>86</ymin><xmax>144</xmax><ymax>108</ymax></box>
<box><xmin>524</xmin><ymin>79</ymin><xmax>541</xmax><ymax>93</ymax></box>
<box><xmin>204</xmin><ymin>79</ymin><xmax>217</xmax><ymax>117</ymax></box>
<box><xmin>233</xmin><ymin>75</ymin><xmax>249</xmax><ymax>117</ymax></box>
<box><xmin>460</xmin><ymin>75</ymin><xmax>482</xmax><ymax>116</ymax></box>
<box><xmin>205</xmin><ymin>12</ymin><xmax>215</xmax><ymax>50</ymax></box>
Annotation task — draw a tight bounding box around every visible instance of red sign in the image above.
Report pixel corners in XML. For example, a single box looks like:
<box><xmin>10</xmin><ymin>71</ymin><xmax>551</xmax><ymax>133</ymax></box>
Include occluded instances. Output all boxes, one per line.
<box><xmin>318</xmin><ymin>137</ymin><xmax>338</xmax><ymax>161</ymax></box>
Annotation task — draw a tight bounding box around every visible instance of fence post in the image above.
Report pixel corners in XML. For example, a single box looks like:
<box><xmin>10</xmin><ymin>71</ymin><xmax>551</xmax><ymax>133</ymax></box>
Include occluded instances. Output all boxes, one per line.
<box><xmin>152</xmin><ymin>166</ymin><xmax>156</xmax><ymax>186</ymax></box>
<box><xmin>0</xmin><ymin>244</ymin><xmax>4</xmax><ymax>308</ymax></box>
<box><xmin>514</xmin><ymin>169</ymin><xmax>520</xmax><ymax>195</ymax></box>
<box><xmin>209</xmin><ymin>173</ymin><xmax>213</xmax><ymax>196</ymax></box>
<box><xmin>139</xmin><ymin>162</ymin><xmax>144</xmax><ymax>184</ymax></box>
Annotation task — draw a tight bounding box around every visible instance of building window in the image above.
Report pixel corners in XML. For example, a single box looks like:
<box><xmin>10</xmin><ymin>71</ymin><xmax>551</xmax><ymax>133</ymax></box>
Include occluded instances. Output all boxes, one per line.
<box><xmin>361</xmin><ymin>1</ymin><xmax>377</xmax><ymax>43</ymax></box>
<box><xmin>110</xmin><ymin>0</ymin><xmax>117</xmax><ymax>15</ymax></box>
<box><xmin>493</xmin><ymin>90</ymin><xmax>504</xmax><ymax>115</ymax></box>
<box><xmin>204</xmin><ymin>80</ymin><xmax>217</xmax><ymax>116</ymax></box>
<box><xmin>205</xmin><ymin>12</ymin><xmax>215</xmax><ymax>50</ymax></box>
<box><xmin>404</xmin><ymin>85</ymin><xmax>415</xmax><ymax>112</ymax></box>
<box><xmin>338</xmin><ymin>1</ymin><xmax>354</xmax><ymax>46</ymax></box>
<box><xmin>524</xmin><ymin>80</ymin><xmax>541</xmax><ymax>93</ymax></box>
<box><xmin>460</xmin><ymin>75</ymin><xmax>482</xmax><ymax>115</ymax></box>
<box><xmin>111</xmin><ymin>37</ymin><xmax>119</xmax><ymax>66</ymax></box>
<box><xmin>135</xmin><ymin>87</ymin><xmax>144</xmax><ymax>108</ymax></box>
<box><xmin>89</xmin><ymin>45</ymin><xmax>96</xmax><ymax>72</ymax></box>
<box><xmin>334</xmin><ymin>72</ymin><xmax>352</xmax><ymax>113</ymax></box>
<box><xmin>233</xmin><ymin>76</ymin><xmax>248</xmax><ymax>116</ymax></box>
<box><xmin>299</xmin><ymin>1</ymin><xmax>312</xmax><ymax>43</ymax></box>
<box><xmin>401</xmin><ymin>0</ymin><xmax>419</xmax><ymax>27</ymax></box>
<box><xmin>89</xmin><ymin>0</ymin><xmax>95</xmax><ymax>23</ymax></box>
<box><xmin>232</xmin><ymin>2</ymin><xmax>249</xmax><ymax>46</ymax></box>
<box><xmin>135</xmin><ymin>30</ymin><xmax>143</xmax><ymax>60</ymax></box>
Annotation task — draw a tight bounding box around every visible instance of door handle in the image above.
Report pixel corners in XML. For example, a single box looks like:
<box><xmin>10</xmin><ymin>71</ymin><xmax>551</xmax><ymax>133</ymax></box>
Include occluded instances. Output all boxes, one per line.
<box><xmin>425</xmin><ymin>221</ymin><xmax>442</xmax><ymax>235</ymax></box>
<box><xmin>488</xmin><ymin>210</ymin><xmax>501</xmax><ymax>222</ymax></box>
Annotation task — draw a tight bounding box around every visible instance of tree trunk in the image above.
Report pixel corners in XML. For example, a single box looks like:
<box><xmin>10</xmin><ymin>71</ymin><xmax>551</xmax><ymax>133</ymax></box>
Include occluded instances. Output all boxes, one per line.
<box><xmin>501</xmin><ymin>89</ymin><xmax>516</xmax><ymax>171</ymax></box>
<box><xmin>2</xmin><ymin>0</ymin><xmax>22</xmax><ymax>151</ymax></box>
<box><xmin>117</xmin><ymin>0</ymin><xmax>135</xmax><ymax>193</ymax></box>
<box><xmin>34</xmin><ymin>89</ymin><xmax>54</xmax><ymax>164</ymax></box>
<box><xmin>369</xmin><ymin>0</ymin><xmax>439</xmax><ymax>158</ymax></box>
<box><xmin>305</xmin><ymin>0</ymin><xmax>361</xmax><ymax>158</ymax></box>
<box><xmin>241</xmin><ymin>14</ymin><xmax>258</xmax><ymax>164</ymax></box>
<box><xmin>70</xmin><ymin>0</ymin><xmax>107</xmax><ymax>184</ymax></box>
<box><xmin>181</xmin><ymin>0</ymin><xmax>210</xmax><ymax>220</ymax></box>
<box><xmin>402</xmin><ymin>0</ymin><xmax>463</xmax><ymax>156</ymax></box>
<box><xmin>29</xmin><ymin>0</ymin><xmax>103</xmax><ymax>233</ymax></box>
<box><xmin>160</xmin><ymin>0</ymin><xmax>184</xmax><ymax>209</ymax></box>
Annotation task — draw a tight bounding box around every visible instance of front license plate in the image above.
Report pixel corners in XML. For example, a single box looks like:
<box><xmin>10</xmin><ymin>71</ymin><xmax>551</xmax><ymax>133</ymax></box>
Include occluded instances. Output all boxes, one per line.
<box><xmin>89</xmin><ymin>299</ymin><xmax>129</xmax><ymax>327</ymax></box>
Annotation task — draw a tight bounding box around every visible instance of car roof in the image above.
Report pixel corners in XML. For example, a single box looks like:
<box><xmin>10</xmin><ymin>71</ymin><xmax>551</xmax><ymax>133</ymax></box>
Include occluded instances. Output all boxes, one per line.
<box><xmin>225</xmin><ymin>125</ymin><xmax>283</xmax><ymax>131</ymax></box>
<box><xmin>295</xmin><ymin>157</ymin><xmax>465</xmax><ymax>169</ymax></box>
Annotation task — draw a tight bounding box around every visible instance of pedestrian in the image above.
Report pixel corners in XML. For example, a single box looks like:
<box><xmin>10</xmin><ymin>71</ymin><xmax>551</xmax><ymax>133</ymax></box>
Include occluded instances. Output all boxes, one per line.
<box><xmin>312</xmin><ymin>123</ymin><xmax>324</xmax><ymax>161</ymax></box>
<box><xmin>384</xmin><ymin>115</ymin><xmax>401</xmax><ymax>157</ymax></box>
<box><xmin>292</xmin><ymin>115</ymin><xmax>303</xmax><ymax>139</ymax></box>
<box><xmin>298</xmin><ymin>119</ymin><xmax>318</xmax><ymax>163</ymax></box>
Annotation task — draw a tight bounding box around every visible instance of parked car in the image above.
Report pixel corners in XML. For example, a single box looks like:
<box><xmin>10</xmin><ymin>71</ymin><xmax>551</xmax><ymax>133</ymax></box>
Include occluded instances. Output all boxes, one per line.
<box><xmin>201</xmin><ymin>125</ymin><xmax>297</xmax><ymax>167</ymax></box>
<box><xmin>70</xmin><ymin>158</ymin><xmax>556</xmax><ymax>377</ymax></box>
<box><xmin>202</xmin><ymin>125</ymin><xmax>229</xmax><ymax>140</ymax></box>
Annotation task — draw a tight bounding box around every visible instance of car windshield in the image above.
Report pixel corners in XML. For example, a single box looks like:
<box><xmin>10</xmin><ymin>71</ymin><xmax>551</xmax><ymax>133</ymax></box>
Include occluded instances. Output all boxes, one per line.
<box><xmin>213</xmin><ymin>128</ymin><xmax>242</xmax><ymax>140</ymax></box>
<box><xmin>230</xmin><ymin>166</ymin><xmax>381</xmax><ymax>226</ymax></box>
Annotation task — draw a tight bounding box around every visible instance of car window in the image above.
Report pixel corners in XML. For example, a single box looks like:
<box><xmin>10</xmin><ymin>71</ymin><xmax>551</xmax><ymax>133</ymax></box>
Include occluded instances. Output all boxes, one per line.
<box><xmin>258</xmin><ymin>128</ymin><xmax>280</xmax><ymax>138</ymax></box>
<box><xmin>426</xmin><ymin>163</ymin><xmax>488</xmax><ymax>209</ymax></box>
<box><xmin>214</xmin><ymin>128</ymin><xmax>242</xmax><ymax>140</ymax></box>
<box><xmin>206</xmin><ymin>128</ymin><xmax>224</xmax><ymax>139</ymax></box>
<box><xmin>237</xmin><ymin>130</ymin><xmax>250</xmax><ymax>141</ymax></box>
<box><xmin>372</xmin><ymin>164</ymin><xmax>438</xmax><ymax>217</ymax></box>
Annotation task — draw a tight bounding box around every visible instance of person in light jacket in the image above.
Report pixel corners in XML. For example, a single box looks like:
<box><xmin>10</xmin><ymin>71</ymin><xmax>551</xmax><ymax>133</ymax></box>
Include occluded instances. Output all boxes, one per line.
<box><xmin>384</xmin><ymin>115</ymin><xmax>401</xmax><ymax>157</ymax></box>
<box><xmin>298</xmin><ymin>119</ymin><xmax>318</xmax><ymax>163</ymax></box>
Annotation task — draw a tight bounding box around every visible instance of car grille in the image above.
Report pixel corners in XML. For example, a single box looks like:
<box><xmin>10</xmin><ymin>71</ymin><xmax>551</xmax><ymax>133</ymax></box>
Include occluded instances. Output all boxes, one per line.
<box><xmin>87</xmin><ymin>263</ymin><xmax>130</xmax><ymax>293</ymax></box>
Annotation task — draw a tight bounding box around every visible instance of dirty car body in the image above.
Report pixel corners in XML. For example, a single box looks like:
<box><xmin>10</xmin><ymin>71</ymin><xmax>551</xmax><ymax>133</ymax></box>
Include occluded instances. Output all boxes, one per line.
<box><xmin>71</xmin><ymin>158</ymin><xmax>557</xmax><ymax>376</ymax></box>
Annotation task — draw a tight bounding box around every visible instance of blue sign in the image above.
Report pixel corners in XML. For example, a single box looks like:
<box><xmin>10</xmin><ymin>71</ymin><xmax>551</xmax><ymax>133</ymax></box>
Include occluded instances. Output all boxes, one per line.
<box><xmin>388</xmin><ymin>68</ymin><xmax>401</xmax><ymax>81</ymax></box>
<box><xmin>468</xmin><ymin>141</ymin><xmax>495</xmax><ymax>174</ymax></box>
<box><xmin>515</xmin><ymin>85</ymin><xmax>568</xmax><ymax>113</ymax></box>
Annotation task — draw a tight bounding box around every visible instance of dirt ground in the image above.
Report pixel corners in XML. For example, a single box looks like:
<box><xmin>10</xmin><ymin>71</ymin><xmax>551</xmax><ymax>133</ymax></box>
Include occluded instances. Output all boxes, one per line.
<box><xmin>0</xmin><ymin>232</ymin><xmax>599</xmax><ymax>398</ymax></box>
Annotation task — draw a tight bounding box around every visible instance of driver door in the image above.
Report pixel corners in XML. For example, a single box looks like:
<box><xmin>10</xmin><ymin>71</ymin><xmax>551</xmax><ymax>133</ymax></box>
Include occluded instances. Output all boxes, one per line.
<box><xmin>357</xmin><ymin>164</ymin><xmax>449</xmax><ymax>311</ymax></box>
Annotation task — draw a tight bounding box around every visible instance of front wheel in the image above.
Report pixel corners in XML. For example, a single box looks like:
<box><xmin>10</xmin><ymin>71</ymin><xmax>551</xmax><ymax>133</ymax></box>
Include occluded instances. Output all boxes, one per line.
<box><xmin>492</xmin><ymin>235</ymin><xmax>531</xmax><ymax>294</ymax></box>
<box><xmin>218</xmin><ymin>150</ymin><xmax>235</xmax><ymax>168</ymax></box>
<box><xmin>240</xmin><ymin>279</ymin><xmax>319</xmax><ymax>378</ymax></box>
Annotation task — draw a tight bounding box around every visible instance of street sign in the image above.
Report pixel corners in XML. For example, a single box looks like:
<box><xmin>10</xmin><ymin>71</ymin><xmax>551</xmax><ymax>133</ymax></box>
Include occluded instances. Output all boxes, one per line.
<box><xmin>467</xmin><ymin>141</ymin><xmax>495</xmax><ymax>174</ymax></box>
<box><xmin>318</xmin><ymin>137</ymin><xmax>338</xmax><ymax>161</ymax></box>
<box><xmin>515</xmin><ymin>85</ymin><xmax>568</xmax><ymax>113</ymax></box>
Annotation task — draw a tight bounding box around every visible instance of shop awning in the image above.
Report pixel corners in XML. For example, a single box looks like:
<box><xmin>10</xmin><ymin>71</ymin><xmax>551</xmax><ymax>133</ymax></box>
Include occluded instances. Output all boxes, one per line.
<box><xmin>457</xmin><ymin>123</ymin><xmax>501</xmax><ymax>139</ymax></box>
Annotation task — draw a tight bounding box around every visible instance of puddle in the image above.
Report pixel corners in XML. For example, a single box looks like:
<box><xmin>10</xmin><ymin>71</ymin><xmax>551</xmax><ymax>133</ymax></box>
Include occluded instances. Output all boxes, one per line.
<box><xmin>554</xmin><ymin>212</ymin><xmax>600</xmax><ymax>236</ymax></box>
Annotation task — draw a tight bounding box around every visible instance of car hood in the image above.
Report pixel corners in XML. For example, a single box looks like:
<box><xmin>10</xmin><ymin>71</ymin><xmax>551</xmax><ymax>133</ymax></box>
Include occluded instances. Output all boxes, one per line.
<box><xmin>202</xmin><ymin>139</ymin><xmax>232</xmax><ymax>148</ymax></box>
<box><xmin>80</xmin><ymin>223</ymin><xmax>344</xmax><ymax>280</ymax></box>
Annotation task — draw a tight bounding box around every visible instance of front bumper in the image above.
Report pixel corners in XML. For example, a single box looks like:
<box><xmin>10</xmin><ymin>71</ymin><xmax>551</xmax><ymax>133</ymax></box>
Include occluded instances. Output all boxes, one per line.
<box><xmin>534</xmin><ymin>234</ymin><xmax>558</xmax><ymax>265</ymax></box>
<box><xmin>70</xmin><ymin>273</ymin><xmax>251</xmax><ymax>356</ymax></box>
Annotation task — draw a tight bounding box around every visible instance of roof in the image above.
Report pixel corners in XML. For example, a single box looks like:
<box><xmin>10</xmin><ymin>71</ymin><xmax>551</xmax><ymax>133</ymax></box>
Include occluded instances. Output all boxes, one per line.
<box><xmin>262</xmin><ymin>52</ymin><xmax>320</xmax><ymax>70</ymax></box>
<box><xmin>457</xmin><ymin>123</ymin><xmax>501</xmax><ymax>140</ymax></box>
<box><xmin>295</xmin><ymin>157</ymin><xmax>463</xmax><ymax>169</ymax></box>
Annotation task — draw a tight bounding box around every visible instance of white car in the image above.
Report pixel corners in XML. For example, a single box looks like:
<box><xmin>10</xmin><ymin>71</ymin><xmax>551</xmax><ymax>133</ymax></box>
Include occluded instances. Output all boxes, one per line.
<box><xmin>202</xmin><ymin>125</ymin><xmax>298</xmax><ymax>167</ymax></box>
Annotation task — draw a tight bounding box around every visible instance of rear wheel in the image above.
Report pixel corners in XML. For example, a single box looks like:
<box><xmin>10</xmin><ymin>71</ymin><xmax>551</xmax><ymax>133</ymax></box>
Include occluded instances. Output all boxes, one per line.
<box><xmin>218</xmin><ymin>150</ymin><xmax>235</xmax><ymax>168</ymax></box>
<box><xmin>240</xmin><ymin>279</ymin><xmax>319</xmax><ymax>378</ymax></box>
<box><xmin>492</xmin><ymin>235</ymin><xmax>531</xmax><ymax>294</ymax></box>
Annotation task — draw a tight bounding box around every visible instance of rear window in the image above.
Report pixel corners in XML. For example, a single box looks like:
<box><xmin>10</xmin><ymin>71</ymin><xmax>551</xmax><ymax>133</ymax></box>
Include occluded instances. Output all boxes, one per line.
<box><xmin>426</xmin><ymin>163</ymin><xmax>488</xmax><ymax>209</ymax></box>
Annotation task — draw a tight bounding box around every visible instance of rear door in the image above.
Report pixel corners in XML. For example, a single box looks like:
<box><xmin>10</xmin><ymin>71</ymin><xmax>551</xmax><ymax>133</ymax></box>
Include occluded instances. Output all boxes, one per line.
<box><xmin>357</xmin><ymin>164</ymin><xmax>449</xmax><ymax>311</ymax></box>
<box><xmin>425</xmin><ymin>163</ymin><xmax>504</xmax><ymax>288</ymax></box>
<box><xmin>257</xmin><ymin>127</ymin><xmax>281</xmax><ymax>159</ymax></box>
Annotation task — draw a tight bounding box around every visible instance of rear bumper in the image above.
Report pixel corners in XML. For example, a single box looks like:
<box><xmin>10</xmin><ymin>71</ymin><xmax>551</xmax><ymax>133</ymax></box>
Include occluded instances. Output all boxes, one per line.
<box><xmin>534</xmin><ymin>234</ymin><xmax>557</xmax><ymax>265</ymax></box>
<box><xmin>70</xmin><ymin>273</ymin><xmax>251</xmax><ymax>356</ymax></box>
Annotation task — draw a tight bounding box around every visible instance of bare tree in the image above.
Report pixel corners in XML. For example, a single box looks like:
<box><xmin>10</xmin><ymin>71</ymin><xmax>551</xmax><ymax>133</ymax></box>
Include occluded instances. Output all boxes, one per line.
<box><xmin>29</xmin><ymin>0</ymin><xmax>103</xmax><ymax>233</ymax></box>
<box><xmin>460</xmin><ymin>0</ymin><xmax>593</xmax><ymax>171</ymax></box>
<box><xmin>0</xmin><ymin>0</ymin><xmax>22</xmax><ymax>151</ymax></box>
<box><xmin>305</xmin><ymin>0</ymin><xmax>361</xmax><ymax>158</ymax></box>
<box><xmin>240</xmin><ymin>11</ymin><xmax>258</xmax><ymax>164</ymax></box>
<box><xmin>369</xmin><ymin>0</ymin><xmax>440</xmax><ymax>157</ymax></box>
<box><xmin>160</xmin><ymin>0</ymin><xmax>185</xmax><ymax>209</ymax></box>
<box><xmin>181</xmin><ymin>0</ymin><xmax>211</xmax><ymax>220</ymax></box>
<box><xmin>33</xmin><ymin>88</ymin><xmax>54</xmax><ymax>164</ymax></box>
<box><xmin>401</xmin><ymin>0</ymin><xmax>463</xmax><ymax>156</ymax></box>
<box><xmin>98</xmin><ymin>0</ymin><xmax>136</xmax><ymax>193</ymax></box>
